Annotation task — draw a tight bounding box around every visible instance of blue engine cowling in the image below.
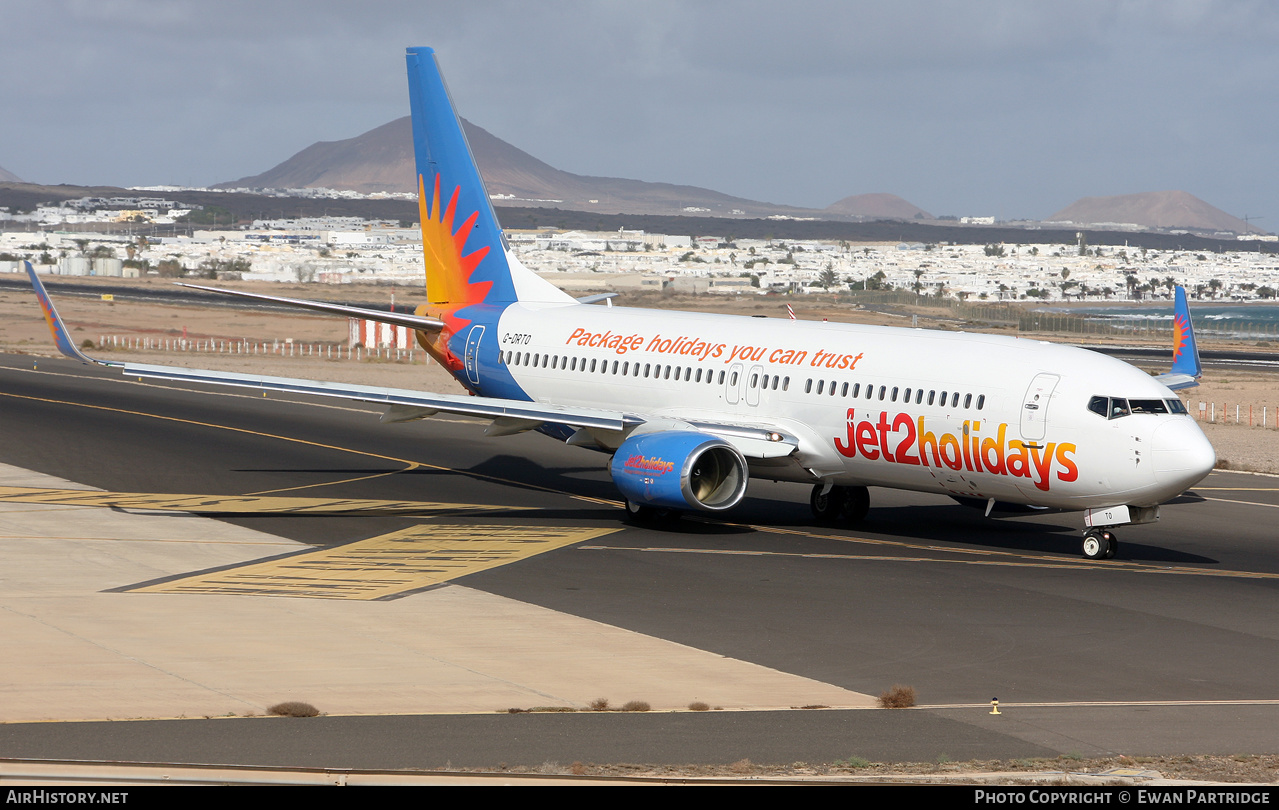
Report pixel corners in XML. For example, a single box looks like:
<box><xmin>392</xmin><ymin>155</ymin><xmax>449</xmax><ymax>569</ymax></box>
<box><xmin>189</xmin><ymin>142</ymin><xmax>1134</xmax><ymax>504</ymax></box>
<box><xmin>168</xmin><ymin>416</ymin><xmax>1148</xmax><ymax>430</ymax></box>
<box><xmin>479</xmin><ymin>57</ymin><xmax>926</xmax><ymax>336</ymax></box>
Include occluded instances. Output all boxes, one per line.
<box><xmin>609</xmin><ymin>431</ymin><xmax>748</xmax><ymax>512</ymax></box>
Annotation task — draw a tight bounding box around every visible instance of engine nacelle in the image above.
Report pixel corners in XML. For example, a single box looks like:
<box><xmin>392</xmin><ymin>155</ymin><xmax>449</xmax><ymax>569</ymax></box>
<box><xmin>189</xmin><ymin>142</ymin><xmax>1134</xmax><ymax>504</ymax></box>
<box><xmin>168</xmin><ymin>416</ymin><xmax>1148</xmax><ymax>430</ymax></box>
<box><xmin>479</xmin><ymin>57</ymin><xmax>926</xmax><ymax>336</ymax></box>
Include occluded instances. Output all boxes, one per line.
<box><xmin>610</xmin><ymin>430</ymin><xmax>748</xmax><ymax>512</ymax></box>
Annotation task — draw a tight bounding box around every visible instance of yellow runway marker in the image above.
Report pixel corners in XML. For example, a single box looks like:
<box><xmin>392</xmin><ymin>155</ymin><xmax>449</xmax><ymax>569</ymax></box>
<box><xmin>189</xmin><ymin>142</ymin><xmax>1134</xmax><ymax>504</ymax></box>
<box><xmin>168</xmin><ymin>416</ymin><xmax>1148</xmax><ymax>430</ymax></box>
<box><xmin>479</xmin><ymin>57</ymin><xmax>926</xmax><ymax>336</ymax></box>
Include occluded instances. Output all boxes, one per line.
<box><xmin>0</xmin><ymin>487</ymin><xmax>525</xmax><ymax>516</ymax></box>
<box><xmin>129</xmin><ymin>524</ymin><xmax>619</xmax><ymax>599</ymax></box>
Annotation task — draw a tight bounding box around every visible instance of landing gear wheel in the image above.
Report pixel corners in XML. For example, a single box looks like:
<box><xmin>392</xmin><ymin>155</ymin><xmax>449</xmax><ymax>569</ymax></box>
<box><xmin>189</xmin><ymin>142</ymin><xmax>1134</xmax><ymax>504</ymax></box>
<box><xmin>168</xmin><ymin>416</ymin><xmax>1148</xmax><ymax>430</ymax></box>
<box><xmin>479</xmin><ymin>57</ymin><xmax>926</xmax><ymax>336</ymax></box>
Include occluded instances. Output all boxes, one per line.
<box><xmin>625</xmin><ymin>500</ymin><xmax>655</xmax><ymax>523</ymax></box>
<box><xmin>839</xmin><ymin>486</ymin><xmax>870</xmax><ymax>524</ymax></box>
<box><xmin>625</xmin><ymin>500</ymin><xmax>679</xmax><ymax>525</ymax></box>
<box><xmin>811</xmin><ymin>485</ymin><xmax>847</xmax><ymax>522</ymax></box>
<box><xmin>1082</xmin><ymin>529</ymin><xmax>1115</xmax><ymax>560</ymax></box>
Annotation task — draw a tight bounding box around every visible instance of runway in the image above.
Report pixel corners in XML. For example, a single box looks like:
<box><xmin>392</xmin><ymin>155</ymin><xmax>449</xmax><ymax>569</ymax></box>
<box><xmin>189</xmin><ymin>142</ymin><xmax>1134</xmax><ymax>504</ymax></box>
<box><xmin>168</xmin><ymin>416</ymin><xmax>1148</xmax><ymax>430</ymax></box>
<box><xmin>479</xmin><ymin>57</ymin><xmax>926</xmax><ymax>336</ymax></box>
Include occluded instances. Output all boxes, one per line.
<box><xmin>1</xmin><ymin>353</ymin><xmax>1277</xmax><ymax>768</ymax></box>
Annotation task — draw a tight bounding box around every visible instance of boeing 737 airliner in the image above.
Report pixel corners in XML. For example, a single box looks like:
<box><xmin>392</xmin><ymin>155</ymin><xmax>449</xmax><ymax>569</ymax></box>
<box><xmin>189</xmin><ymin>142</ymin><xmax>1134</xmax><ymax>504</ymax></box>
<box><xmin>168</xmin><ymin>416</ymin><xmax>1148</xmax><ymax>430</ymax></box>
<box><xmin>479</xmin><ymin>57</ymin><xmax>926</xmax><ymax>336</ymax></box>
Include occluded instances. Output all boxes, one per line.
<box><xmin>27</xmin><ymin>46</ymin><xmax>1216</xmax><ymax>560</ymax></box>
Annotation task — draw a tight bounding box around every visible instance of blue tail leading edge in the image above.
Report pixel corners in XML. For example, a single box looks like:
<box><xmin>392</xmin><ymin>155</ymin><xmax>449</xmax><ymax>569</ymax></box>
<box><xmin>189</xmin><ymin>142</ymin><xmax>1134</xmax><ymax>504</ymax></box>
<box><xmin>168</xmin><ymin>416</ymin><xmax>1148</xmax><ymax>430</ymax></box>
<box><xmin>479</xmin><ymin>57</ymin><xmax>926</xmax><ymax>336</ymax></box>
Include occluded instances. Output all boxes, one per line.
<box><xmin>404</xmin><ymin>47</ymin><xmax>571</xmax><ymax>393</ymax></box>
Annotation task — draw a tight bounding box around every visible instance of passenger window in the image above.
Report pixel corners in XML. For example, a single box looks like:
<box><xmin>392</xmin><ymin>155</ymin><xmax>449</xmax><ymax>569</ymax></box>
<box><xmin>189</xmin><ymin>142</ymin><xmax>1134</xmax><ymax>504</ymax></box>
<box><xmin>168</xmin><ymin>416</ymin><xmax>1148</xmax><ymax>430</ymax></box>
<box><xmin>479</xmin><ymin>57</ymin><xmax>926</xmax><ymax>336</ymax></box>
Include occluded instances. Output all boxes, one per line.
<box><xmin>852</xmin><ymin>383</ymin><xmax>860</xmax><ymax>397</ymax></box>
<box><xmin>751</xmin><ymin>373</ymin><xmax>759</xmax><ymax>389</ymax></box>
<box><xmin>718</xmin><ymin>371</ymin><xmax>725</xmax><ymax>384</ymax></box>
<box><xmin>730</xmin><ymin>371</ymin><xmax>739</xmax><ymax>386</ymax></box>
<box><xmin>964</xmin><ymin>393</ymin><xmax>972</xmax><ymax>409</ymax></box>
<box><xmin>928</xmin><ymin>390</ymin><xmax>935</xmax><ymax>405</ymax></box>
<box><xmin>976</xmin><ymin>394</ymin><xmax>985</xmax><ymax>410</ymax></box>
<box><xmin>904</xmin><ymin>387</ymin><xmax>911</xmax><ymax>402</ymax></box>
<box><xmin>879</xmin><ymin>385</ymin><xmax>887</xmax><ymax>401</ymax></box>
<box><xmin>891</xmin><ymin>386</ymin><xmax>899</xmax><ymax>402</ymax></box>
<box><xmin>841</xmin><ymin>382</ymin><xmax>848</xmax><ymax>397</ymax></box>
<box><xmin>916</xmin><ymin>389</ymin><xmax>924</xmax><ymax>405</ymax></box>
<box><xmin>951</xmin><ymin>392</ymin><xmax>959</xmax><ymax>407</ymax></box>
<box><xmin>817</xmin><ymin>380</ymin><xmax>824</xmax><ymax>395</ymax></box>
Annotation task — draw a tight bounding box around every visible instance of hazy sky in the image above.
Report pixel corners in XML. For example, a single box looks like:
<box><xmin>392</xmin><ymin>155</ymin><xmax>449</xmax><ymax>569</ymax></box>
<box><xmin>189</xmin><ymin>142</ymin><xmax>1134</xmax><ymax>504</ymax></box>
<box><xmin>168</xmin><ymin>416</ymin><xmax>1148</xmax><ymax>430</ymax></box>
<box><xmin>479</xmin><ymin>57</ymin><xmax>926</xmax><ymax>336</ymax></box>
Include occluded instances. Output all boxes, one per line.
<box><xmin>2</xmin><ymin>1</ymin><xmax>1275</xmax><ymax>229</ymax></box>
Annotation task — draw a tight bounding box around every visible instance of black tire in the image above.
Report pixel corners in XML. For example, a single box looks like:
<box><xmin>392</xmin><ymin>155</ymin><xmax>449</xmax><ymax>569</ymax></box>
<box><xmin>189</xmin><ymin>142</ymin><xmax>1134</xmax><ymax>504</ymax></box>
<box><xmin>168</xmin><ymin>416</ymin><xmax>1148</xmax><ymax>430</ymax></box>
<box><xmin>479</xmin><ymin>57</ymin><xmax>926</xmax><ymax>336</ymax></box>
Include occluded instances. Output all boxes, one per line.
<box><xmin>840</xmin><ymin>486</ymin><xmax>870</xmax><ymax>524</ymax></box>
<box><xmin>625</xmin><ymin>500</ymin><xmax>655</xmax><ymax>523</ymax></box>
<box><xmin>1082</xmin><ymin>529</ymin><xmax>1110</xmax><ymax>560</ymax></box>
<box><xmin>1103</xmin><ymin>531</ymin><xmax>1117</xmax><ymax>559</ymax></box>
<box><xmin>811</xmin><ymin>485</ymin><xmax>846</xmax><ymax>522</ymax></box>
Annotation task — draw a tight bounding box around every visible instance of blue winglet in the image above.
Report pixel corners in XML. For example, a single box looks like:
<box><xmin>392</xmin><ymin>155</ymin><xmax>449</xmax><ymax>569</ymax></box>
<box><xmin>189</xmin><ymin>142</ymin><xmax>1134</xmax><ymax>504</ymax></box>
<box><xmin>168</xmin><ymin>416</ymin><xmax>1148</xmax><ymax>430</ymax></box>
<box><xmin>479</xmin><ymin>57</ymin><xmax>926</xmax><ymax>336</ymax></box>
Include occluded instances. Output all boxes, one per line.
<box><xmin>1155</xmin><ymin>286</ymin><xmax>1202</xmax><ymax>390</ymax></box>
<box><xmin>1169</xmin><ymin>286</ymin><xmax>1201</xmax><ymax>379</ymax></box>
<box><xmin>26</xmin><ymin>262</ymin><xmax>119</xmax><ymax>366</ymax></box>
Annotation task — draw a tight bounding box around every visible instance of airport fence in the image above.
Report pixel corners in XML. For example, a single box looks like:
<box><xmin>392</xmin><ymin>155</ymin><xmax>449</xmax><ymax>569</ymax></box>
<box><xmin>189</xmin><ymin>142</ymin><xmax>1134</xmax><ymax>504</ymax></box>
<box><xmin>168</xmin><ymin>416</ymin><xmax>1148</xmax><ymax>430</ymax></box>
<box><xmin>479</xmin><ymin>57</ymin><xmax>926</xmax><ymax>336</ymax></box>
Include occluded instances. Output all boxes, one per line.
<box><xmin>1196</xmin><ymin>401</ymin><xmax>1279</xmax><ymax>429</ymax></box>
<box><xmin>1018</xmin><ymin>313</ymin><xmax>1279</xmax><ymax>342</ymax></box>
<box><xmin>93</xmin><ymin>334</ymin><xmax>428</xmax><ymax>363</ymax></box>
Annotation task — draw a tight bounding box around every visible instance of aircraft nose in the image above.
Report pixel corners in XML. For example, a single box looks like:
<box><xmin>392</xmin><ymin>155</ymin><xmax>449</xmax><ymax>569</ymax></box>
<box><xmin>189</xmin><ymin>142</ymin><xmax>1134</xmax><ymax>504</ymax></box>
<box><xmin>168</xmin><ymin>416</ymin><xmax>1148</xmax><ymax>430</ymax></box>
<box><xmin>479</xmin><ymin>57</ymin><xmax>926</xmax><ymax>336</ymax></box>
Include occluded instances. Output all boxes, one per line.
<box><xmin>1151</xmin><ymin>419</ymin><xmax>1216</xmax><ymax>491</ymax></box>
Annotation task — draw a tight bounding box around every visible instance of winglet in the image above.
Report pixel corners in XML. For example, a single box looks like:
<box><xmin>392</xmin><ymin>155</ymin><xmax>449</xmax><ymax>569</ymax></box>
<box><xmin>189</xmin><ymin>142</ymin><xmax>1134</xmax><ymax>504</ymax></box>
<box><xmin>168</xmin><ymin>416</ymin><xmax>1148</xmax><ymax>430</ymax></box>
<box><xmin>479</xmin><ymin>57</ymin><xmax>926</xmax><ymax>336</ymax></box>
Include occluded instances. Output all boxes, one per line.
<box><xmin>1157</xmin><ymin>285</ymin><xmax>1202</xmax><ymax>390</ymax></box>
<box><xmin>26</xmin><ymin>262</ymin><xmax>120</xmax><ymax>367</ymax></box>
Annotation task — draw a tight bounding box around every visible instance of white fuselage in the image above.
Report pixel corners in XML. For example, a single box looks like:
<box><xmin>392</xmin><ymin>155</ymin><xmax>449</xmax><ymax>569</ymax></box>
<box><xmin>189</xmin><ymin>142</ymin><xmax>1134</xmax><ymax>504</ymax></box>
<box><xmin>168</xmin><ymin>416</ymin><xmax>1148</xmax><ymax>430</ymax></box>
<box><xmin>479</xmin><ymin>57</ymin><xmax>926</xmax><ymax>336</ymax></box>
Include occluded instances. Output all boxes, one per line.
<box><xmin>485</xmin><ymin>302</ymin><xmax>1215</xmax><ymax>512</ymax></box>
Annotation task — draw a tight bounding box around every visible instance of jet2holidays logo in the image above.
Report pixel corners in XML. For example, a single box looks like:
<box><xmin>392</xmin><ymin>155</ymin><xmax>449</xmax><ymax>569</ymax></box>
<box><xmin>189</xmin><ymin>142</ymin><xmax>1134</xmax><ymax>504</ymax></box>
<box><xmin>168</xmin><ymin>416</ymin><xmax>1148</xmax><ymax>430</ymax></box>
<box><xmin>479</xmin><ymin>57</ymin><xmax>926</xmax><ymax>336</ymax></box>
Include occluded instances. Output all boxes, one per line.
<box><xmin>834</xmin><ymin>408</ymin><xmax>1079</xmax><ymax>492</ymax></box>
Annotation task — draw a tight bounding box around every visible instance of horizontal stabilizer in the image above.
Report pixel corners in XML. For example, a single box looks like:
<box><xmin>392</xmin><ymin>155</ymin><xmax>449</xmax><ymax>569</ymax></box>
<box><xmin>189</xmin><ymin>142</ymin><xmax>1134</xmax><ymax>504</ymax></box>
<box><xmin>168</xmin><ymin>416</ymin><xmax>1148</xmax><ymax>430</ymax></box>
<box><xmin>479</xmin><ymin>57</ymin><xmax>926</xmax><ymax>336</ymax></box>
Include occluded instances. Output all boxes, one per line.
<box><xmin>177</xmin><ymin>283</ymin><xmax>444</xmax><ymax>332</ymax></box>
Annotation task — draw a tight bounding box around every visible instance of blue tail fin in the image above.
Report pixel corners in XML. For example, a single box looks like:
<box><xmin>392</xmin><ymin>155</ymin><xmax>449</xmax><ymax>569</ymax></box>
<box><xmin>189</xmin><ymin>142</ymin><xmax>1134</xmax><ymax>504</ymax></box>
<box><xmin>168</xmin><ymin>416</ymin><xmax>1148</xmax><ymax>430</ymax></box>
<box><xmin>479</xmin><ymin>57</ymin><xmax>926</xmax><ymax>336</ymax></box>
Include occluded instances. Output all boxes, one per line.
<box><xmin>406</xmin><ymin>47</ymin><xmax>571</xmax><ymax>309</ymax></box>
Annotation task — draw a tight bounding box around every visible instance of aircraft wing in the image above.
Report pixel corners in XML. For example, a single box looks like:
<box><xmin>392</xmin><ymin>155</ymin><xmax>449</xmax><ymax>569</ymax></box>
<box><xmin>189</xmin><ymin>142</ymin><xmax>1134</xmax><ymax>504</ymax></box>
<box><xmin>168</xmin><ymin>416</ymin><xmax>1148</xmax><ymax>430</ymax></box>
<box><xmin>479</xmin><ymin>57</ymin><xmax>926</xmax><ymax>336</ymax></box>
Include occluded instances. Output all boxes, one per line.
<box><xmin>123</xmin><ymin>361</ymin><xmax>636</xmax><ymax>431</ymax></box>
<box><xmin>1153</xmin><ymin>372</ymin><xmax>1198</xmax><ymax>391</ymax></box>
<box><xmin>27</xmin><ymin>262</ymin><xmax>800</xmax><ymax>457</ymax></box>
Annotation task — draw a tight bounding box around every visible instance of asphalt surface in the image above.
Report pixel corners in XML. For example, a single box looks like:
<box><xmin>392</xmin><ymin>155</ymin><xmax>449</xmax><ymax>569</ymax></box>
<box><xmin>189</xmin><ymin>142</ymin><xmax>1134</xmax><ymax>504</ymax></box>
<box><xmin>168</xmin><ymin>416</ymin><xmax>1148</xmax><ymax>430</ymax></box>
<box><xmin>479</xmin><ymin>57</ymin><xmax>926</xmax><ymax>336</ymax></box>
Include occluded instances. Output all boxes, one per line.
<box><xmin>1</xmin><ymin>353</ymin><xmax>1277</xmax><ymax>768</ymax></box>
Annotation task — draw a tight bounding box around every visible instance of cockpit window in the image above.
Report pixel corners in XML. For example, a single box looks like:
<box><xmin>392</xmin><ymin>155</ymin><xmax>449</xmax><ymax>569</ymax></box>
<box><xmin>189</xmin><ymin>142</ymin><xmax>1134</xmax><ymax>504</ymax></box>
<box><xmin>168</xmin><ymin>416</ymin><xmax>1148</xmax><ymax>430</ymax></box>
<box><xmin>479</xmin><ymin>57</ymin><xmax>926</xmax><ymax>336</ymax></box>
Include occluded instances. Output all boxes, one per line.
<box><xmin>1092</xmin><ymin>395</ymin><xmax>1187</xmax><ymax>418</ymax></box>
<box><xmin>1129</xmin><ymin>399</ymin><xmax>1169</xmax><ymax>415</ymax></box>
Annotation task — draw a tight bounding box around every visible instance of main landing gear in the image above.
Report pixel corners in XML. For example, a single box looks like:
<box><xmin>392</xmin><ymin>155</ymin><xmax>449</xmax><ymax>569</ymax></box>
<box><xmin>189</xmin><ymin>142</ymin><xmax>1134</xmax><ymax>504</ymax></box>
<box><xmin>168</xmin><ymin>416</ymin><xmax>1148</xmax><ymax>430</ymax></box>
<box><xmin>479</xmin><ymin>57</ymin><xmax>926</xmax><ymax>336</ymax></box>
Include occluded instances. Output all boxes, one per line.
<box><xmin>1081</xmin><ymin>528</ymin><xmax>1117</xmax><ymax>560</ymax></box>
<box><xmin>624</xmin><ymin>500</ymin><xmax>678</xmax><ymax>524</ymax></box>
<box><xmin>810</xmin><ymin>484</ymin><xmax>870</xmax><ymax>525</ymax></box>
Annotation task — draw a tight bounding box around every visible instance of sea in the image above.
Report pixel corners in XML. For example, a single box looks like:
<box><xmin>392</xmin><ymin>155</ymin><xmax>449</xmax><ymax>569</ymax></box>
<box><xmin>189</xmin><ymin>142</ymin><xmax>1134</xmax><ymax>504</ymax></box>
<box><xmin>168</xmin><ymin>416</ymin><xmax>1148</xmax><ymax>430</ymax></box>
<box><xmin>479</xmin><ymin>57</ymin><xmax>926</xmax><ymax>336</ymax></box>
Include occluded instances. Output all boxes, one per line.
<box><xmin>1035</xmin><ymin>303</ymin><xmax>1279</xmax><ymax>341</ymax></box>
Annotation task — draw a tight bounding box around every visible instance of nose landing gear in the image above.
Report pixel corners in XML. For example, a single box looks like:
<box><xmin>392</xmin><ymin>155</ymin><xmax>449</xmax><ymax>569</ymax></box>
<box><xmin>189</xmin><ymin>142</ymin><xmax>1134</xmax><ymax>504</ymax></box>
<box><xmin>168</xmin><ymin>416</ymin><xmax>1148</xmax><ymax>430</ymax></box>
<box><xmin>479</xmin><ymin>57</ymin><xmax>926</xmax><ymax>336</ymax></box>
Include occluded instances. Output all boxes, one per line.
<box><xmin>1082</xmin><ymin>528</ymin><xmax>1117</xmax><ymax>560</ymax></box>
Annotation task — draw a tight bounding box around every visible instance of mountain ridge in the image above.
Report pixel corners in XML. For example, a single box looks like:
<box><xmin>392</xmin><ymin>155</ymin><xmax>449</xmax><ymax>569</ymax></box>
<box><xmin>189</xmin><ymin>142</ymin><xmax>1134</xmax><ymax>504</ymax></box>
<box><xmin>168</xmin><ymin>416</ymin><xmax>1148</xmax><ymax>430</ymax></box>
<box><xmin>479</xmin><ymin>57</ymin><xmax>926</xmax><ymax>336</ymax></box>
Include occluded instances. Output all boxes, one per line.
<box><xmin>217</xmin><ymin>117</ymin><xmax>927</xmax><ymax>222</ymax></box>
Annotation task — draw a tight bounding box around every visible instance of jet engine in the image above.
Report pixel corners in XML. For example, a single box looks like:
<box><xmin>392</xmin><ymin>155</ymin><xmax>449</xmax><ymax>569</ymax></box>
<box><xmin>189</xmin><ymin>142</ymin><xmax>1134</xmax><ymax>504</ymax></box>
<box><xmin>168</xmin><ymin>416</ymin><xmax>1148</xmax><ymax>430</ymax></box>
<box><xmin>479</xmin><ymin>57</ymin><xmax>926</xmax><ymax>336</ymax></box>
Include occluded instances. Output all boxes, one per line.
<box><xmin>609</xmin><ymin>430</ymin><xmax>748</xmax><ymax>512</ymax></box>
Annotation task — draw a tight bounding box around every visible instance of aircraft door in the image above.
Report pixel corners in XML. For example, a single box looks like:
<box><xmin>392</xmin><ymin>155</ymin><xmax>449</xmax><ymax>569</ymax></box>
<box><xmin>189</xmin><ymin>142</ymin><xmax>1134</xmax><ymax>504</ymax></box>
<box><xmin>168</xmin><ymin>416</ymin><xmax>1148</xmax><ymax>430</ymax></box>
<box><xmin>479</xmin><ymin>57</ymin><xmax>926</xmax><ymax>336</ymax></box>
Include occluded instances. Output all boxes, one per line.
<box><xmin>745</xmin><ymin>364</ymin><xmax>764</xmax><ymax>406</ymax></box>
<box><xmin>1020</xmin><ymin>373</ymin><xmax>1059</xmax><ymax>441</ymax></box>
<box><xmin>463</xmin><ymin>325</ymin><xmax>485</xmax><ymax>386</ymax></box>
<box><xmin>725</xmin><ymin>363</ymin><xmax>743</xmax><ymax>405</ymax></box>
